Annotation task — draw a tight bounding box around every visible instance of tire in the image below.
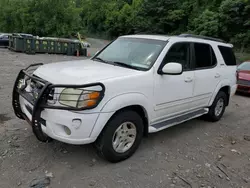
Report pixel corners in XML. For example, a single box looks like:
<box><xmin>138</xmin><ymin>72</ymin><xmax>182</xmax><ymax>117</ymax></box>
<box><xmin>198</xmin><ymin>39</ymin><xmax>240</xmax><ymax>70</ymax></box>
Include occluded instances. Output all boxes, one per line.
<box><xmin>205</xmin><ymin>91</ymin><xmax>227</xmax><ymax>122</ymax></box>
<box><xmin>95</xmin><ymin>110</ymin><xmax>144</xmax><ymax>163</ymax></box>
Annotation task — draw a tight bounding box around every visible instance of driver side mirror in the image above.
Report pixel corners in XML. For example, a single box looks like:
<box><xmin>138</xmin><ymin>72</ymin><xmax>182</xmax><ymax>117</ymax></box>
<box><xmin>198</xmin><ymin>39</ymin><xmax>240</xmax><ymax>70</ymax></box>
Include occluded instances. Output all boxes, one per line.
<box><xmin>159</xmin><ymin>62</ymin><xmax>183</xmax><ymax>75</ymax></box>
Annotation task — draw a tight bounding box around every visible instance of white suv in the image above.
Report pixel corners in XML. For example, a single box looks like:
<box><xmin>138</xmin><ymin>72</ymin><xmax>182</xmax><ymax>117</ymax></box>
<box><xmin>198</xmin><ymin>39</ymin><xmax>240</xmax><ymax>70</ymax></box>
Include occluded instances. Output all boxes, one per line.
<box><xmin>13</xmin><ymin>34</ymin><xmax>237</xmax><ymax>162</ymax></box>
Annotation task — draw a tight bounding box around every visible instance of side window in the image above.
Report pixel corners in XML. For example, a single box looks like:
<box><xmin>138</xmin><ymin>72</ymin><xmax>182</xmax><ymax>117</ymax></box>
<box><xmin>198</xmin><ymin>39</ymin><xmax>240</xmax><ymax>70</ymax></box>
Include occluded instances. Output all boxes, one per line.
<box><xmin>218</xmin><ymin>46</ymin><xmax>236</xmax><ymax>66</ymax></box>
<box><xmin>163</xmin><ymin>43</ymin><xmax>190</xmax><ymax>70</ymax></box>
<box><xmin>194</xmin><ymin>43</ymin><xmax>217</xmax><ymax>69</ymax></box>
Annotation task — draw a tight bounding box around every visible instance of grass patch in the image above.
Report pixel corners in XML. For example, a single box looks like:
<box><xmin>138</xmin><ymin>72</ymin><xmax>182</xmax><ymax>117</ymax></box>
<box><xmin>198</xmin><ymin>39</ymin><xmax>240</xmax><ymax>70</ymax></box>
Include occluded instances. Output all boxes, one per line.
<box><xmin>235</xmin><ymin>52</ymin><xmax>250</xmax><ymax>63</ymax></box>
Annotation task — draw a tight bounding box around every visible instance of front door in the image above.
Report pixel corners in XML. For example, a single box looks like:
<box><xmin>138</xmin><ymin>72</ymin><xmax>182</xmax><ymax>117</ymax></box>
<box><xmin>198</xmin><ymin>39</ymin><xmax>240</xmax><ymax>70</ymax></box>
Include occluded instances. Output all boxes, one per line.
<box><xmin>153</xmin><ymin>42</ymin><xmax>195</xmax><ymax>122</ymax></box>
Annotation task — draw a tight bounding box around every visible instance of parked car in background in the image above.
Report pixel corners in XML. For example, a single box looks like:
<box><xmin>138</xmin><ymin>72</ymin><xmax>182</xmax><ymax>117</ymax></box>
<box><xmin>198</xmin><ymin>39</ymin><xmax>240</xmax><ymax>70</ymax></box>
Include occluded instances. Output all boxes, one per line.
<box><xmin>0</xmin><ymin>33</ymin><xmax>11</xmax><ymax>47</ymax></box>
<box><xmin>237</xmin><ymin>61</ymin><xmax>250</xmax><ymax>94</ymax></box>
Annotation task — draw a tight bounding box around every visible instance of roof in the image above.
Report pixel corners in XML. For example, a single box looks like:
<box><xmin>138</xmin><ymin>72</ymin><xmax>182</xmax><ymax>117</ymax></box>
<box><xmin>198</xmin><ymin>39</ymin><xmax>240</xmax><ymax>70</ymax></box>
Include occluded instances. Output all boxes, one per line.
<box><xmin>120</xmin><ymin>34</ymin><xmax>232</xmax><ymax>47</ymax></box>
<box><xmin>121</xmin><ymin>34</ymin><xmax>170</xmax><ymax>41</ymax></box>
<box><xmin>179</xmin><ymin>34</ymin><xmax>225</xmax><ymax>43</ymax></box>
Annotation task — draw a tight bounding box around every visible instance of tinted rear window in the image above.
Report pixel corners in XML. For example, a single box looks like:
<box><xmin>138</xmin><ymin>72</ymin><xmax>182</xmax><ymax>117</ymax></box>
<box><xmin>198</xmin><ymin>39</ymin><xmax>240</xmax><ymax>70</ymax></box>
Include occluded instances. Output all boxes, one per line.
<box><xmin>218</xmin><ymin>46</ymin><xmax>236</xmax><ymax>66</ymax></box>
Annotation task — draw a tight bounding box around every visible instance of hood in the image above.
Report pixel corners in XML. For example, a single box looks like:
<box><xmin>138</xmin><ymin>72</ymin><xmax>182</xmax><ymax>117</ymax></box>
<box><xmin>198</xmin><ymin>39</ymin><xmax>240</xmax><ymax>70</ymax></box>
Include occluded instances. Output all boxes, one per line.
<box><xmin>34</xmin><ymin>59</ymin><xmax>140</xmax><ymax>84</ymax></box>
<box><xmin>238</xmin><ymin>70</ymin><xmax>250</xmax><ymax>81</ymax></box>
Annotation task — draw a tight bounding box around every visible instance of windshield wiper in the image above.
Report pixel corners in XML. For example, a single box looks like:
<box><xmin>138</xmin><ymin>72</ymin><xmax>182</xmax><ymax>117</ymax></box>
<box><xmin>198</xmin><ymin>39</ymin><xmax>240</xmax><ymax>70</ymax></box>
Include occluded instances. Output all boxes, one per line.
<box><xmin>93</xmin><ymin>57</ymin><xmax>108</xmax><ymax>64</ymax></box>
<box><xmin>93</xmin><ymin>58</ymin><xmax>143</xmax><ymax>70</ymax></box>
<box><xmin>113</xmin><ymin>61</ymin><xmax>142</xmax><ymax>70</ymax></box>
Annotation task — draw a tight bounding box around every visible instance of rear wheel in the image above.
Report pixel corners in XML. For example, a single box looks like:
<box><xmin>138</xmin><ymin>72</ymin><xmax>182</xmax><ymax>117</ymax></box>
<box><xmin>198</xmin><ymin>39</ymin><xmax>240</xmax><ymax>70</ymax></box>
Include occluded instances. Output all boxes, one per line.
<box><xmin>205</xmin><ymin>91</ymin><xmax>227</xmax><ymax>122</ymax></box>
<box><xmin>95</xmin><ymin>110</ymin><xmax>144</xmax><ymax>163</ymax></box>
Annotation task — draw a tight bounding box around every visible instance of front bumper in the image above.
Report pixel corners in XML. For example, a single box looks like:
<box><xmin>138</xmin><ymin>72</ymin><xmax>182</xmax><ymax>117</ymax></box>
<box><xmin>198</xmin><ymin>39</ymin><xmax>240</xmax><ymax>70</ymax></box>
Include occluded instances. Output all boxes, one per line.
<box><xmin>12</xmin><ymin>64</ymin><xmax>105</xmax><ymax>144</ymax></box>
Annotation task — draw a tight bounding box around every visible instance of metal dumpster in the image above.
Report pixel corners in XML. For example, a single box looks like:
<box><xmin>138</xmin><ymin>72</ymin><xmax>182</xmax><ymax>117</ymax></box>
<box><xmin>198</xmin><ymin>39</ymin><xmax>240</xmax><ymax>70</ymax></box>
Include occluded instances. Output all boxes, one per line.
<box><xmin>9</xmin><ymin>33</ymin><xmax>34</xmax><ymax>52</ymax></box>
<box><xmin>9</xmin><ymin>34</ymin><xmax>87</xmax><ymax>56</ymax></box>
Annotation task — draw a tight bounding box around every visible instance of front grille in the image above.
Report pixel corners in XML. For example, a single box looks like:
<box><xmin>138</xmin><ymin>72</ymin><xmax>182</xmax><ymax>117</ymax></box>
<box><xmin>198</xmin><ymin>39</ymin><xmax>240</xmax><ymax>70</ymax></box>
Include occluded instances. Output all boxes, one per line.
<box><xmin>48</xmin><ymin>88</ymin><xmax>55</xmax><ymax>101</ymax></box>
<box><xmin>28</xmin><ymin>76</ymin><xmax>46</xmax><ymax>100</ymax></box>
<box><xmin>237</xmin><ymin>79</ymin><xmax>250</xmax><ymax>86</ymax></box>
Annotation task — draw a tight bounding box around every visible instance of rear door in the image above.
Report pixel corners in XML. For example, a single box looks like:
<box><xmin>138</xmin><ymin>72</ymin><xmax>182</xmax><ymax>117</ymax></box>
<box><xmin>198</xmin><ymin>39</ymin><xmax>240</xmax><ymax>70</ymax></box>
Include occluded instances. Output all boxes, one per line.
<box><xmin>218</xmin><ymin>46</ymin><xmax>237</xmax><ymax>80</ymax></box>
<box><xmin>192</xmin><ymin>42</ymin><xmax>220</xmax><ymax>108</ymax></box>
<box><xmin>218</xmin><ymin>45</ymin><xmax>237</xmax><ymax>94</ymax></box>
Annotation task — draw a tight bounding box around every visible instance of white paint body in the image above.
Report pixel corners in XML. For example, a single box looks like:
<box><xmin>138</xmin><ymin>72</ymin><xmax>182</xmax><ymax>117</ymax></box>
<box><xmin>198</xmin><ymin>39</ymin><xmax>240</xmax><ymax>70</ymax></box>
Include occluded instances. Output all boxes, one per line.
<box><xmin>19</xmin><ymin>35</ymin><xmax>237</xmax><ymax>145</ymax></box>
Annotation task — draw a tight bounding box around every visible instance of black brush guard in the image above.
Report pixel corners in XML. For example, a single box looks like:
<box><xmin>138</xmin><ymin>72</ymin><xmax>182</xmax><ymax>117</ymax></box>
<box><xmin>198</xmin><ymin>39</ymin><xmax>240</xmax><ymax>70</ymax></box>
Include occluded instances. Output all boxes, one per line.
<box><xmin>12</xmin><ymin>63</ymin><xmax>105</xmax><ymax>142</ymax></box>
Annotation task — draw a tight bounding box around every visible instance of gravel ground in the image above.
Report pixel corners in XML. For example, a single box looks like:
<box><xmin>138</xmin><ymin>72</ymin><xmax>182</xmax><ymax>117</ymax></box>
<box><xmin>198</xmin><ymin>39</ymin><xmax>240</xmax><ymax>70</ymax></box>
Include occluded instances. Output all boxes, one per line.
<box><xmin>0</xmin><ymin>46</ymin><xmax>250</xmax><ymax>188</ymax></box>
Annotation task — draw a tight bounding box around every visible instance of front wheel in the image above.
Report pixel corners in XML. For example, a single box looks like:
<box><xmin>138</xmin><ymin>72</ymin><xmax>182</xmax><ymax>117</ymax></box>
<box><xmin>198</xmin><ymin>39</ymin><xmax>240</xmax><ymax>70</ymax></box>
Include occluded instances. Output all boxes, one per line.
<box><xmin>205</xmin><ymin>91</ymin><xmax>227</xmax><ymax>122</ymax></box>
<box><xmin>95</xmin><ymin>110</ymin><xmax>144</xmax><ymax>163</ymax></box>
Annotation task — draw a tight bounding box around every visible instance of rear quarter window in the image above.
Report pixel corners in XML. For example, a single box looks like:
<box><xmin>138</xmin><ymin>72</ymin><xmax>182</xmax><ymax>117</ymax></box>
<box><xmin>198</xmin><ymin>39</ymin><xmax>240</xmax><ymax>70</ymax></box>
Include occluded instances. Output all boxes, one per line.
<box><xmin>218</xmin><ymin>46</ymin><xmax>236</xmax><ymax>66</ymax></box>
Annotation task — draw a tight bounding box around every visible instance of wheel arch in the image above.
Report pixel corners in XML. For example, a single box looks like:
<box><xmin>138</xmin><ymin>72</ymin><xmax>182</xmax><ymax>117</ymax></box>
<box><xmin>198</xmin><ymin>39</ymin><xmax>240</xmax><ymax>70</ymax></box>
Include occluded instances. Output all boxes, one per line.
<box><xmin>110</xmin><ymin>105</ymin><xmax>149</xmax><ymax>136</ymax></box>
<box><xmin>209</xmin><ymin>80</ymin><xmax>231</xmax><ymax>106</ymax></box>
<box><xmin>219</xmin><ymin>86</ymin><xmax>230</xmax><ymax>106</ymax></box>
<box><xmin>90</xmin><ymin>93</ymin><xmax>152</xmax><ymax>139</ymax></box>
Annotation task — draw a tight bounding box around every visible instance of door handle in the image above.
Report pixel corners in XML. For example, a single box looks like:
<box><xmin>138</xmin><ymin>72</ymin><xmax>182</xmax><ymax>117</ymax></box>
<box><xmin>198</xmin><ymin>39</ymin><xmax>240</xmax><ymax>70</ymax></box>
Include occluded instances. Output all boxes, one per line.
<box><xmin>215</xmin><ymin>73</ymin><xmax>221</xmax><ymax>78</ymax></box>
<box><xmin>184</xmin><ymin>77</ymin><xmax>193</xmax><ymax>83</ymax></box>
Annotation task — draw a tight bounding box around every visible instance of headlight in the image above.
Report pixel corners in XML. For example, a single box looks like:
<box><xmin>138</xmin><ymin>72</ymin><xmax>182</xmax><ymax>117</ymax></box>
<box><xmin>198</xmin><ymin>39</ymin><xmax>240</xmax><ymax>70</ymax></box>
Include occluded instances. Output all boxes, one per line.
<box><xmin>59</xmin><ymin>88</ymin><xmax>101</xmax><ymax>109</ymax></box>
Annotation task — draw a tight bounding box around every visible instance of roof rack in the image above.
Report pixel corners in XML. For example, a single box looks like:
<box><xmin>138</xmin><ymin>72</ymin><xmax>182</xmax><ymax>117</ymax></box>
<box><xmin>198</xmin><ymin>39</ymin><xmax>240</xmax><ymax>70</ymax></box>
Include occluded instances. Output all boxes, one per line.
<box><xmin>179</xmin><ymin>34</ymin><xmax>225</xmax><ymax>43</ymax></box>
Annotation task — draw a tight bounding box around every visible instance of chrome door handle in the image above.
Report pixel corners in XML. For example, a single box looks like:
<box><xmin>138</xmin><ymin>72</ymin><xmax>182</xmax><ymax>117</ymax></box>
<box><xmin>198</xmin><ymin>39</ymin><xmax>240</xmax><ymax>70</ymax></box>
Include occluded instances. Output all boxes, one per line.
<box><xmin>184</xmin><ymin>77</ymin><xmax>193</xmax><ymax>83</ymax></box>
<box><xmin>215</xmin><ymin>73</ymin><xmax>221</xmax><ymax>78</ymax></box>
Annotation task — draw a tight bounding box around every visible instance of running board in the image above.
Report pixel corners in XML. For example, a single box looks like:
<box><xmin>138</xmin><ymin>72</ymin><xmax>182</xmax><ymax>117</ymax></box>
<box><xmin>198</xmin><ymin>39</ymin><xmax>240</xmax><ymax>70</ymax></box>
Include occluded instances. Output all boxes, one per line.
<box><xmin>149</xmin><ymin>108</ymin><xmax>209</xmax><ymax>133</ymax></box>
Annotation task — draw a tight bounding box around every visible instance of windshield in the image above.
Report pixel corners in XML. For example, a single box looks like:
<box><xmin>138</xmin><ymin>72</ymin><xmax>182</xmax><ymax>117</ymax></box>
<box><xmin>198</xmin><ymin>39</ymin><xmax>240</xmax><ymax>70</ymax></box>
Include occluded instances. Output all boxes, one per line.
<box><xmin>238</xmin><ymin>62</ymin><xmax>250</xmax><ymax>71</ymax></box>
<box><xmin>94</xmin><ymin>37</ymin><xmax>167</xmax><ymax>70</ymax></box>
